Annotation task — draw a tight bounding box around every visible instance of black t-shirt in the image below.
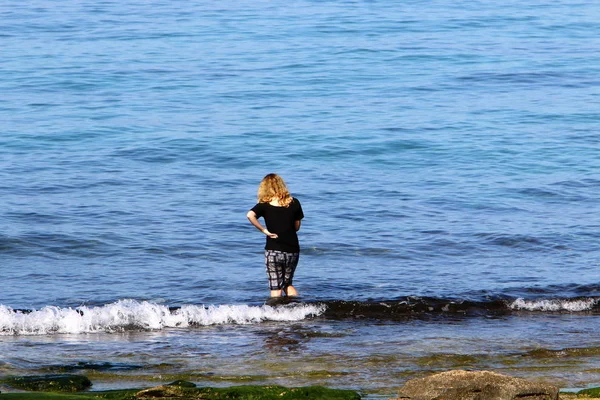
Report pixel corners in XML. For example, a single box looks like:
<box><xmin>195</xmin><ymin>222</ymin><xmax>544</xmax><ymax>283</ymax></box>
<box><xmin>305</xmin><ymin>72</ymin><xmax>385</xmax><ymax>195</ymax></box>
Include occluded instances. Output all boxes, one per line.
<box><xmin>251</xmin><ymin>198</ymin><xmax>304</xmax><ymax>253</ymax></box>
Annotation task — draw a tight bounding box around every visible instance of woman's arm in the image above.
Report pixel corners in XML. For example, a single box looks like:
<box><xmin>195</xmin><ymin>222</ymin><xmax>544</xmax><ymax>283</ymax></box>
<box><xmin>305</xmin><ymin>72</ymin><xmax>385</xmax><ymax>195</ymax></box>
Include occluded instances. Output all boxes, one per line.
<box><xmin>295</xmin><ymin>220</ymin><xmax>301</xmax><ymax>231</ymax></box>
<box><xmin>247</xmin><ymin>211</ymin><xmax>278</xmax><ymax>238</ymax></box>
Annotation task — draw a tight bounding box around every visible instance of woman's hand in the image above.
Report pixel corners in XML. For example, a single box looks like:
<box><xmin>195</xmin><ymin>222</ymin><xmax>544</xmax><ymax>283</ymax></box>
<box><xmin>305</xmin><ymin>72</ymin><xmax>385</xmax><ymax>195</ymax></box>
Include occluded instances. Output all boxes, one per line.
<box><xmin>247</xmin><ymin>210</ymin><xmax>278</xmax><ymax>238</ymax></box>
<box><xmin>262</xmin><ymin>229</ymin><xmax>278</xmax><ymax>239</ymax></box>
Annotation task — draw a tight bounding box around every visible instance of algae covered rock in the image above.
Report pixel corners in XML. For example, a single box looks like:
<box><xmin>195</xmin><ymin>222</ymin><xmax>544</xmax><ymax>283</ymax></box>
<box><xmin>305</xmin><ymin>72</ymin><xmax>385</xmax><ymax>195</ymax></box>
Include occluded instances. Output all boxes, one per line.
<box><xmin>577</xmin><ymin>387</ymin><xmax>600</xmax><ymax>397</ymax></box>
<box><xmin>3</xmin><ymin>374</ymin><xmax>92</xmax><ymax>392</ymax></box>
<box><xmin>135</xmin><ymin>384</ymin><xmax>361</xmax><ymax>399</ymax></box>
<box><xmin>135</xmin><ymin>381</ymin><xmax>197</xmax><ymax>397</ymax></box>
<box><xmin>136</xmin><ymin>384</ymin><xmax>196</xmax><ymax>398</ymax></box>
<box><xmin>396</xmin><ymin>370</ymin><xmax>558</xmax><ymax>400</ymax></box>
<box><xmin>166</xmin><ymin>380</ymin><xmax>197</xmax><ymax>388</ymax></box>
<box><xmin>0</xmin><ymin>380</ymin><xmax>359</xmax><ymax>400</ymax></box>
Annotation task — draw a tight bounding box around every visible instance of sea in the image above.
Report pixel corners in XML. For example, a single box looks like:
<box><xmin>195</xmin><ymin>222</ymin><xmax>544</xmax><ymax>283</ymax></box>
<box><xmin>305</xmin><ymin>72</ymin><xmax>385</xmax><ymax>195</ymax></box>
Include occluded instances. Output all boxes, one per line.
<box><xmin>1</xmin><ymin>0</ymin><xmax>599</xmax><ymax>398</ymax></box>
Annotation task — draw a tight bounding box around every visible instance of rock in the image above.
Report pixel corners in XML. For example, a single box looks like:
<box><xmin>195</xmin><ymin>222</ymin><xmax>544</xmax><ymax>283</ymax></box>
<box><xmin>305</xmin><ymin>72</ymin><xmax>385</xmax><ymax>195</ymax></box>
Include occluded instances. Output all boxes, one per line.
<box><xmin>135</xmin><ymin>381</ymin><xmax>196</xmax><ymax>397</ymax></box>
<box><xmin>166</xmin><ymin>380</ymin><xmax>196</xmax><ymax>388</ymax></box>
<box><xmin>2</xmin><ymin>374</ymin><xmax>92</xmax><ymax>392</ymax></box>
<box><xmin>395</xmin><ymin>370</ymin><xmax>559</xmax><ymax>400</ymax></box>
<box><xmin>136</xmin><ymin>385</ymin><xmax>193</xmax><ymax>398</ymax></box>
<box><xmin>136</xmin><ymin>384</ymin><xmax>361</xmax><ymax>399</ymax></box>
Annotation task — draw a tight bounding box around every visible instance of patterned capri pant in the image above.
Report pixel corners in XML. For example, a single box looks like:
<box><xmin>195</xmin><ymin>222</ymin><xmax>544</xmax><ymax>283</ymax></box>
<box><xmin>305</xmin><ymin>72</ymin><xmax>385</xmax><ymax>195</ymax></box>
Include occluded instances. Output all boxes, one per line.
<box><xmin>264</xmin><ymin>250</ymin><xmax>299</xmax><ymax>291</ymax></box>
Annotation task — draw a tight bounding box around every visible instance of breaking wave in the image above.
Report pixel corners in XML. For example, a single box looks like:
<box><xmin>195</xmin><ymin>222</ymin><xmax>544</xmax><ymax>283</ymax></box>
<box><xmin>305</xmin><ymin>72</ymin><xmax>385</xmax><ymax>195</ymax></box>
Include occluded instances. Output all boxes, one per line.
<box><xmin>0</xmin><ymin>299</ymin><xmax>326</xmax><ymax>335</ymax></box>
<box><xmin>509</xmin><ymin>297</ymin><xmax>599</xmax><ymax>312</ymax></box>
<box><xmin>2</xmin><ymin>295</ymin><xmax>599</xmax><ymax>335</ymax></box>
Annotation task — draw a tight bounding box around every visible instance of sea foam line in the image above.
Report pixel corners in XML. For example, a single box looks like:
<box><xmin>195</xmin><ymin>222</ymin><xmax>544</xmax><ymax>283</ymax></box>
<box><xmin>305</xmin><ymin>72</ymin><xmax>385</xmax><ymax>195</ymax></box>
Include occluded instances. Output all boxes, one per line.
<box><xmin>509</xmin><ymin>297</ymin><xmax>598</xmax><ymax>312</ymax></box>
<box><xmin>0</xmin><ymin>299</ymin><xmax>326</xmax><ymax>336</ymax></box>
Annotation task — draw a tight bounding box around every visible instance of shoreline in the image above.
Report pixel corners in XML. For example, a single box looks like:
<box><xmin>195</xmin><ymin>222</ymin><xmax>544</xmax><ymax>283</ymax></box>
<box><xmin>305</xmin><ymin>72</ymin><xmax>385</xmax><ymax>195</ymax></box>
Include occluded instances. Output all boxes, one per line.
<box><xmin>1</xmin><ymin>373</ymin><xmax>600</xmax><ymax>400</ymax></box>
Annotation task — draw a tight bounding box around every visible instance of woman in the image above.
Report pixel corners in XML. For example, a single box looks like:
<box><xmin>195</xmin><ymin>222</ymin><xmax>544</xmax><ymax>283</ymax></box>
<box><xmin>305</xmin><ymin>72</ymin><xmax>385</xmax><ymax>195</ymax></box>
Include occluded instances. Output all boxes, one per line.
<box><xmin>247</xmin><ymin>174</ymin><xmax>304</xmax><ymax>298</ymax></box>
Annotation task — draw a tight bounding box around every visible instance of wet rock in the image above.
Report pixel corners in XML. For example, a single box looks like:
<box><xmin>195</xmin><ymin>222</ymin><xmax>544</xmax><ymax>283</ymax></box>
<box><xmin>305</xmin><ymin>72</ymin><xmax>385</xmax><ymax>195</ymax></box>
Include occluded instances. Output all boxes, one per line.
<box><xmin>2</xmin><ymin>374</ymin><xmax>92</xmax><ymax>392</ymax></box>
<box><xmin>166</xmin><ymin>380</ymin><xmax>196</xmax><ymax>388</ymax></box>
<box><xmin>136</xmin><ymin>385</ymin><xmax>193</xmax><ymax>398</ymax></box>
<box><xmin>395</xmin><ymin>370</ymin><xmax>558</xmax><ymax>400</ymax></box>
<box><xmin>135</xmin><ymin>380</ymin><xmax>196</xmax><ymax>397</ymax></box>
<box><xmin>136</xmin><ymin>384</ymin><xmax>361</xmax><ymax>399</ymax></box>
<box><xmin>45</xmin><ymin>361</ymin><xmax>143</xmax><ymax>372</ymax></box>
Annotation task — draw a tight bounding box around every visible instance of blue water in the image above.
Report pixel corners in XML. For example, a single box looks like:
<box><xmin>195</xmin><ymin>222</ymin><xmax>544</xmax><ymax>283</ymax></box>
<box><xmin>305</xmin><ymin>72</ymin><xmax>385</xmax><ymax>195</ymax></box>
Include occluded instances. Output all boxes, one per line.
<box><xmin>1</xmin><ymin>0</ymin><xmax>600</xmax><ymax>395</ymax></box>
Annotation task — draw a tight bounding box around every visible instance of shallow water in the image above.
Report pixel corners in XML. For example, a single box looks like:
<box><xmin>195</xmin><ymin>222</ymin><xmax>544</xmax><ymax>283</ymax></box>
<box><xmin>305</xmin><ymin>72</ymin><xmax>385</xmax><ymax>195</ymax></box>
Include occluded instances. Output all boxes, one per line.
<box><xmin>2</xmin><ymin>301</ymin><xmax>600</xmax><ymax>396</ymax></box>
<box><xmin>2</xmin><ymin>0</ymin><xmax>600</xmax><ymax>397</ymax></box>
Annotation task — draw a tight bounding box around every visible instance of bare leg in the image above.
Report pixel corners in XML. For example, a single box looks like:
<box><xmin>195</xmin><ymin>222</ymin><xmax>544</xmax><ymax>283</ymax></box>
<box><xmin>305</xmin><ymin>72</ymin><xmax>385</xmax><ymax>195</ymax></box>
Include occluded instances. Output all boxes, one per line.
<box><xmin>284</xmin><ymin>285</ymin><xmax>299</xmax><ymax>297</ymax></box>
<box><xmin>270</xmin><ymin>289</ymin><xmax>283</xmax><ymax>298</ymax></box>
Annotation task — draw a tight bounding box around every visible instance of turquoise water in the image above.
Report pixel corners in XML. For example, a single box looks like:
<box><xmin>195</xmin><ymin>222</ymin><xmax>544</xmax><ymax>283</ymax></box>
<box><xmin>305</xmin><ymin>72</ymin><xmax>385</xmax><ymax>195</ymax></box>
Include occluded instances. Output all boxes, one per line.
<box><xmin>1</xmin><ymin>0</ymin><xmax>600</xmax><ymax>396</ymax></box>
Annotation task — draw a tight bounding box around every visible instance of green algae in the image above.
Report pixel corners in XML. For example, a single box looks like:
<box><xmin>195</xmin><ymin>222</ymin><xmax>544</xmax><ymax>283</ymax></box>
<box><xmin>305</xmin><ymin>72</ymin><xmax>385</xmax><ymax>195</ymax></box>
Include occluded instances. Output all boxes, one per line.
<box><xmin>42</xmin><ymin>362</ymin><xmax>144</xmax><ymax>374</ymax></box>
<box><xmin>578</xmin><ymin>387</ymin><xmax>600</xmax><ymax>397</ymax></box>
<box><xmin>0</xmin><ymin>390</ymin><xmax>138</xmax><ymax>400</ymax></box>
<box><xmin>295</xmin><ymin>370</ymin><xmax>351</xmax><ymax>378</ymax></box>
<box><xmin>525</xmin><ymin>347</ymin><xmax>600</xmax><ymax>359</ymax></box>
<box><xmin>186</xmin><ymin>385</ymin><xmax>360</xmax><ymax>399</ymax></box>
<box><xmin>2</xmin><ymin>374</ymin><xmax>92</xmax><ymax>392</ymax></box>
<box><xmin>414</xmin><ymin>353</ymin><xmax>481</xmax><ymax>368</ymax></box>
<box><xmin>165</xmin><ymin>380</ymin><xmax>196</xmax><ymax>388</ymax></box>
<box><xmin>0</xmin><ymin>385</ymin><xmax>361</xmax><ymax>400</ymax></box>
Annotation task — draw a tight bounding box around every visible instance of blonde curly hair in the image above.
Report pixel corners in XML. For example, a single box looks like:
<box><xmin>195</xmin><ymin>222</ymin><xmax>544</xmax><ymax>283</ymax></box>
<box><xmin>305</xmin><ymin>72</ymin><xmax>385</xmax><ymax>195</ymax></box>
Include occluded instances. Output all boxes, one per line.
<box><xmin>257</xmin><ymin>173</ymin><xmax>293</xmax><ymax>207</ymax></box>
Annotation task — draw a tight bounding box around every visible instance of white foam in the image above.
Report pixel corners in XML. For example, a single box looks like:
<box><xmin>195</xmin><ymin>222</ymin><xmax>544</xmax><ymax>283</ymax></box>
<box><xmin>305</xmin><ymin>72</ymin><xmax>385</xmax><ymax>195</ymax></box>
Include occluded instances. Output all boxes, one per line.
<box><xmin>509</xmin><ymin>297</ymin><xmax>598</xmax><ymax>312</ymax></box>
<box><xmin>0</xmin><ymin>300</ymin><xmax>326</xmax><ymax>336</ymax></box>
